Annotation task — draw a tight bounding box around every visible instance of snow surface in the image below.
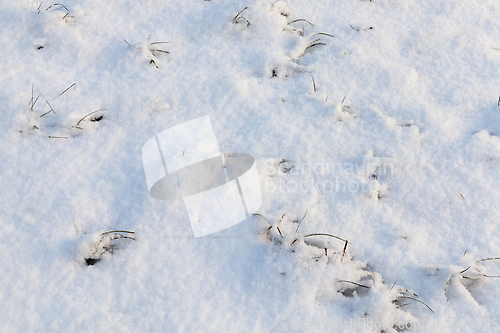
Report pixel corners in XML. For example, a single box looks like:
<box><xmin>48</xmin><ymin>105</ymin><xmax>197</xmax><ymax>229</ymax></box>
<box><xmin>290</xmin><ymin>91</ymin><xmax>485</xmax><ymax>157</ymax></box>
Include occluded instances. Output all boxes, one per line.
<box><xmin>1</xmin><ymin>0</ymin><xmax>500</xmax><ymax>332</ymax></box>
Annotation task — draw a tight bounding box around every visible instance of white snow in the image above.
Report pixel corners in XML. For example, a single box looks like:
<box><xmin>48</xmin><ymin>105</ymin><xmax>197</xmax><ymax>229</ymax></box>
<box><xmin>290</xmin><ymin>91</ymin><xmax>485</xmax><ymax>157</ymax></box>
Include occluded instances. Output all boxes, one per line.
<box><xmin>1</xmin><ymin>0</ymin><xmax>500</xmax><ymax>332</ymax></box>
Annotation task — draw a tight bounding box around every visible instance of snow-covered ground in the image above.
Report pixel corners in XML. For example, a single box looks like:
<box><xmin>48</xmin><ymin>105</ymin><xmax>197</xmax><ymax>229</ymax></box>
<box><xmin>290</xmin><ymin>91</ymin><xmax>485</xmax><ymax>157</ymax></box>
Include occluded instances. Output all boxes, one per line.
<box><xmin>1</xmin><ymin>0</ymin><xmax>500</xmax><ymax>331</ymax></box>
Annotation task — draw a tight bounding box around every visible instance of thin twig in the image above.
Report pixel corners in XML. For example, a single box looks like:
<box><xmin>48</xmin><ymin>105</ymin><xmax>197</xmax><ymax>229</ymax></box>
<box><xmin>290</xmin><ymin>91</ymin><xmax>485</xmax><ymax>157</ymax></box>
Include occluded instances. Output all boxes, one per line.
<box><xmin>288</xmin><ymin>19</ymin><xmax>314</xmax><ymax>26</ymax></box>
<box><xmin>338</xmin><ymin>280</ymin><xmax>370</xmax><ymax>288</ymax></box>
<box><xmin>32</xmin><ymin>94</ymin><xmax>41</xmax><ymax>111</ymax></box>
<box><xmin>233</xmin><ymin>7</ymin><xmax>248</xmax><ymax>21</ymax></box>
<box><xmin>310</xmin><ymin>32</ymin><xmax>334</xmax><ymax>39</ymax></box>
<box><xmin>303</xmin><ymin>233</ymin><xmax>350</xmax><ymax>244</ymax></box>
<box><xmin>476</xmin><ymin>257</ymin><xmax>500</xmax><ymax>264</ymax></box>
<box><xmin>40</xmin><ymin>111</ymin><xmax>52</xmax><ymax>117</ymax></box>
<box><xmin>295</xmin><ymin>210</ymin><xmax>308</xmax><ymax>233</ymax></box>
<box><xmin>92</xmin><ymin>231</ymin><xmax>135</xmax><ymax>250</ymax></box>
<box><xmin>271</xmin><ymin>0</ymin><xmax>288</xmax><ymax>8</ymax></box>
<box><xmin>395</xmin><ymin>303</ymin><xmax>410</xmax><ymax>308</ymax></box>
<box><xmin>234</xmin><ymin>16</ymin><xmax>251</xmax><ymax>26</ymax></box>
<box><xmin>483</xmin><ymin>274</ymin><xmax>500</xmax><ymax>278</ymax></box>
<box><xmin>149</xmin><ymin>42</ymin><xmax>171</xmax><ymax>46</ymax></box>
<box><xmin>396</xmin><ymin>296</ymin><xmax>434</xmax><ymax>313</ymax></box>
<box><xmin>46</xmin><ymin>3</ymin><xmax>69</xmax><ymax>12</ymax></box>
<box><xmin>276</xmin><ymin>226</ymin><xmax>283</xmax><ymax>238</ymax></box>
<box><xmin>29</xmin><ymin>84</ymin><xmax>34</xmax><ymax>108</ymax></box>
<box><xmin>311</xmin><ymin>75</ymin><xmax>316</xmax><ymax>93</ymax></box>
<box><xmin>304</xmin><ymin>42</ymin><xmax>326</xmax><ymax>52</ymax></box>
<box><xmin>57</xmin><ymin>3</ymin><xmax>69</xmax><ymax>10</ymax></box>
<box><xmin>40</xmin><ymin>97</ymin><xmax>55</xmax><ymax>118</ymax></box>
<box><xmin>390</xmin><ymin>278</ymin><xmax>399</xmax><ymax>291</ymax></box>
<box><xmin>59</xmin><ymin>83</ymin><xmax>76</xmax><ymax>96</ymax></box>
<box><xmin>101</xmin><ymin>230</ymin><xmax>135</xmax><ymax>236</ymax></box>
<box><xmin>109</xmin><ymin>234</ymin><xmax>136</xmax><ymax>241</ymax></box>
<box><xmin>309</xmin><ymin>38</ymin><xmax>321</xmax><ymax>45</ymax></box>
<box><xmin>460</xmin><ymin>266</ymin><xmax>472</xmax><ymax>274</ymax></box>
<box><xmin>340</xmin><ymin>240</ymin><xmax>348</xmax><ymax>263</ymax></box>
<box><xmin>45</xmin><ymin>99</ymin><xmax>55</xmax><ymax>112</ymax></box>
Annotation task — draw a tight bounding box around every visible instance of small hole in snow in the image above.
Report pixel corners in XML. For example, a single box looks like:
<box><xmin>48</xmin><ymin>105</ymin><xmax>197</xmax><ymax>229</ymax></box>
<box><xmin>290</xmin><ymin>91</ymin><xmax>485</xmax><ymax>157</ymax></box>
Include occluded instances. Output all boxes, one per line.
<box><xmin>85</xmin><ymin>258</ymin><xmax>101</xmax><ymax>265</ymax></box>
<box><xmin>90</xmin><ymin>115</ymin><xmax>103</xmax><ymax>122</ymax></box>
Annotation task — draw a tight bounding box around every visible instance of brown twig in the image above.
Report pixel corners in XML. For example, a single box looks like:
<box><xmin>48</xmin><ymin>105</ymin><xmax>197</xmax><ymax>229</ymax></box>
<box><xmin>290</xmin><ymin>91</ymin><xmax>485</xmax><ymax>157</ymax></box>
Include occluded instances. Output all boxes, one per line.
<box><xmin>390</xmin><ymin>277</ymin><xmax>399</xmax><ymax>291</ymax></box>
<box><xmin>59</xmin><ymin>83</ymin><xmax>76</xmax><ymax>96</ymax></box>
<box><xmin>233</xmin><ymin>7</ymin><xmax>248</xmax><ymax>21</ymax></box>
<box><xmin>295</xmin><ymin>210</ymin><xmax>307</xmax><ymax>233</ymax></box>
<box><xmin>276</xmin><ymin>226</ymin><xmax>283</xmax><ymax>238</ymax></box>
<box><xmin>396</xmin><ymin>296</ymin><xmax>434</xmax><ymax>313</ymax></box>
<box><xmin>40</xmin><ymin>98</ymin><xmax>55</xmax><ymax>117</ymax></box>
<box><xmin>340</xmin><ymin>239</ymin><xmax>348</xmax><ymax>263</ymax></box>
<box><xmin>303</xmin><ymin>233</ymin><xmax>350</xmax><ymax>244</ymax></box>
<box><xmin>338</xmin><ymin>280</ymin><xmax>370</xmax><ymax>289</ymax></box>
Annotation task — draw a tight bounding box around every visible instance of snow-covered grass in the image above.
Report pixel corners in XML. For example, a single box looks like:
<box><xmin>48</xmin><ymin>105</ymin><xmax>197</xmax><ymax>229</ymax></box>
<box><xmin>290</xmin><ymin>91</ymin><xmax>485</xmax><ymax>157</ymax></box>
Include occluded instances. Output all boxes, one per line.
<box><xmin>1</xmin><ymin>0</ymin><xmax>500</xmax><ymax>331</ymax></box>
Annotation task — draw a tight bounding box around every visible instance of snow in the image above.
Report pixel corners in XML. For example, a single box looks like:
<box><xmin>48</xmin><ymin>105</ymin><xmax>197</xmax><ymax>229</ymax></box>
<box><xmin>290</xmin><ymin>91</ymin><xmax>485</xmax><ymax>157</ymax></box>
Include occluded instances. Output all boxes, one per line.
<box><xmin>1</xmin><ymin>0</ymin><xmax>500</xmax><ymax>331</ymax></box>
